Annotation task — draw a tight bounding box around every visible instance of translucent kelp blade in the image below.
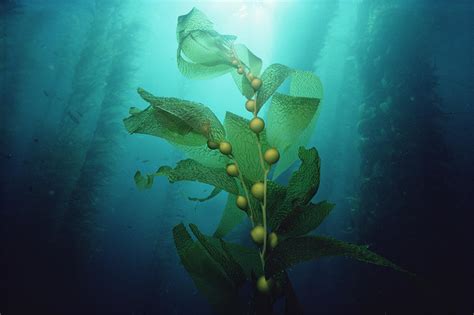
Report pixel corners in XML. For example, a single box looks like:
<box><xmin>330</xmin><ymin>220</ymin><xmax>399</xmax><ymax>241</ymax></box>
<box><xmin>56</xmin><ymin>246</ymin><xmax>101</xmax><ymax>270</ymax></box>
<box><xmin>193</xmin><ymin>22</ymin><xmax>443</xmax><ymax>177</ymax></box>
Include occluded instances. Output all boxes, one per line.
<box><xmin>176</xmin><ymin>8</ymin><xmax>236</xmax><ymax>79</ymax></box>
<box><xmin>266</xmin><ymin>93</ymin><xmax>320</xmax><ymax>178</ymax></box>
<box><xmin>213</xmin><ymin>194</ymin><xmax>247</xmax><ymax>238</ymax></box>
<box><xmin>175</xmin><ymin>143</ymin><xmax>229</xmax><ymax>168</ymax></box>
<box><xmin>233</xmin><ymin>43</ymin><xmax>262</xmax><ymax>76</ymax></box>
<box><xmin>231</xmin><ymin>70</ymin><xmax>255</xmax><ymax>100</ymax></box>
<box><xmin>265</xmin><ymin>69</ymin><xmax>323</xmax><ymax>178</ymax></box>
<box><xmin>188</xmin><ymin>187</ymin><xmax>222</xmax><ymax>202</ymax></box>
<box><xmin>266</xmin><ymin>235</ymin><xmax>410</xmax><ymax>278</ymax></box>
<box><xmin>178</xmin><ymin>52</ymin><xmax>234</xmax><ymax>80</ymax></box>
<box><xmin>136</xmin><ymin>88</ymin><xmax>226</xmax><ymax>141</ymax></box>
<box><xmin>180</xmin><ymin>30</ymin><xmax>231</xmax><ymax>64</ymax></box>
<box><xmin>124</xmin><ymin>104</ymin><xmax>206</xmax><ymax>147</ymax></box>
<box><xmin>190</xmin><ymin>223</ymin><xmax>246</xmax><ymax>287</ymax></box>
<box><xmin>173</xmin><ymin>223</ymin><xmax>243</xmax><ymax>315</ymax></box>
<box><xmin>256</xmin><ymin>63</ymin><xmax>293</xmax><ymax>112</ymax></box>
<box><xmin>229</xmin><ymin>43</ymin><xmax>262</xmax><ymax>97</ymax></box>
<box><xmin>177</xmin><ymin>7</ymin><xmax>214</xmax><ymax>40</ymax></box>
<box><xmin>156</xmin><ymin>159</ymin><xmax>239</xmax><ymax>194</ymax></box>
<box><xmin>277</xmin><ymin>201</ymin><xmax>334</xmax><ymax>238</ymax></box>
<box><xmin>290</xmin><ymin>70</ymin><xmax>324</xmax><ymax>99</ymax></box>
<box><xmin>224</xmin><ymin>112</ymin><xmax>270</xmax><ymax>182</ymax></box>
<box><xmin>207</xmin><ymin>237</ymin><xmax>263</xmax><ymax>278</ymax></box>
<box><xmin>269</xmin><ymin>147</ymin><xmax>321</xmax><ymax>230</ymax></box>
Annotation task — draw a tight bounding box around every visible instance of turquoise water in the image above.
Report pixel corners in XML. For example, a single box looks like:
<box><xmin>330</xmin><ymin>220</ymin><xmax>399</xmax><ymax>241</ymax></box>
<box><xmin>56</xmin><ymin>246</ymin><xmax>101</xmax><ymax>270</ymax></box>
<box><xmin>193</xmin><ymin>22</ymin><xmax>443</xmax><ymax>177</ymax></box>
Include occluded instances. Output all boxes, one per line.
<box><xmin>1</xmin><ymin>1</ymin><xmax>473</xmax><ymax>314</ymax></box>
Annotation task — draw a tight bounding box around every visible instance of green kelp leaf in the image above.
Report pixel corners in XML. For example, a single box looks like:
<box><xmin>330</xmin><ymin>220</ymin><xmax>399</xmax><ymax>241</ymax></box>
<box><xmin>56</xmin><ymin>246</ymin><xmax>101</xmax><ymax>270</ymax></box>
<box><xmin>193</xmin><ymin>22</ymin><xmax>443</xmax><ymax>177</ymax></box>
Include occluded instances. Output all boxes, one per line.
<box><xmin>278</xmin><ymin>201</ymin><xmax>334</xmax><ymax>238</ymax></box>
<box><xmin>269</xmin><ymin>147</ymin><xmax>321</xmax><ymax>230</ymax></box>
<box><xmin>133</xmin><ymin>88</ymin><xmax>226</xmax><ymax>142</ymax></box>
<box><xmin>173</xmin><ymin>223</ymin><xmax>243</xmax><ymax>315</ymax></box>
<box><xmin>214</xmin><ymin>194</ymin><xmax>247</xmax><ymax>238</ymax></box>
<box><xmin>224</xmin><ymin>112</ymin><xmax>270</xmax><ymax>182</ymax></box>
<box><xmin>234</xmin><ymin>44</ymin><xmax>262</xmax><ymax>76</ymax></box>
<box><xmin>124</xmin><ymin>103</ymin><xmax>204</xmax><ymax>147</ymax></box>
<box><xmin>175</xmin><ymin>143</ymin><xmax>229</xmax><ymax>169</ymax></box>
<box><xmin>230</xmin><ymin>44</ymin><xmax>263</xmax><ymax>99</ymax></box>
<box><xmin>266</xmin><ymin>236</ymin><xmax>409</xmax><ymax>277</ymax></box>
<box><xmin>178</xmin><ymin>49</ymin><xmax>234</xmax><ymax>80</ymax></box>
<box><xmin>231</xmin><ymin>70</ymin><xmax>255</xmax><ymax>100</ymax></box>
<box><xmin>266</xmin><ymin>181</ymin><xmax>287</xmax><ymax>220</ymax></box>
<box><xmin>290</xmin><ymin>69</ymin><xmax>323</xmax><ymax>99</ymax></box>
<box><xmin>129</xmin><ymin>107</ymin><xmax>141</xmax><ymax>115</ymax></box>
<box><xmin>188</xmin><ymin>187</ymin><xmax>222</xmax><ymax>202</ymax></box>
<box><xmin>267</xmin><ymin>93</ymin><xmax>320</xmax><ymax>178</ymax></box>
<box><xmin>266</xmin><ymin>70</ymin><xmax>323</xmax><ymax>178</ymax></box>
<box><xmin>219</xmin><ymin>239</ymin><xmax>263</xmax><ymax>278</ymax></box>
<box><xmin>205</xmin><ymin>236</ymin><xmax>263</xmax><ymax>278</ymax></box>
<box><xmin>157</xmin><ymin>159</ymin><xmax>239</xmax><ymax>194</ymax></box>
<box><xmin>134</xmin><ymin>171</ymin><xmax>154</xmax><ymax>190</ymax></box>
<box><xmin>256</xmin><ymin>63</ymin><xmax>293</xmax><ymax>112</ymax></box>
<box><xmin>190</xmin><ymin>224</ymin><xmax>246</xmax><ymax>287</ymax></box>
<box><xmin>177</xmin><ymin>8</ymin><xmax>236</xmax><ymax>79</ymax></box>
<box><xmin>124</xmin><ymin>88</ymin><xmax>227</xmax><ymax>168</ymax></box>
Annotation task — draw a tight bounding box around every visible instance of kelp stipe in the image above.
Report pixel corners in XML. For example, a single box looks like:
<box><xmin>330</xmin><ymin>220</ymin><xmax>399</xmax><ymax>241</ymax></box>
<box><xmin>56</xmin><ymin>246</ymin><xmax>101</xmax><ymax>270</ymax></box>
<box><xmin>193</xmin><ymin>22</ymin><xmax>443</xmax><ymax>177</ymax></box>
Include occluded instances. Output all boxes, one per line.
<box><xmin>123</xmin><ymin>8</ymin><xmax>409</xmax><ymax>314</ymax></box>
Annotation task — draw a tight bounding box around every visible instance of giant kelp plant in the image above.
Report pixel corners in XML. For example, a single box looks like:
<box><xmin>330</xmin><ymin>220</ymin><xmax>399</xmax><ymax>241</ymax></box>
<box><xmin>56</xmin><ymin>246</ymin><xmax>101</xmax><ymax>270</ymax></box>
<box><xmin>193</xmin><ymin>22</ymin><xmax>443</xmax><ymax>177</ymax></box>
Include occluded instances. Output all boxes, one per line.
<box><xmin>124</xmin><ymin>8</ymin><xmax>407</xmax><ymax>314</ymax></box>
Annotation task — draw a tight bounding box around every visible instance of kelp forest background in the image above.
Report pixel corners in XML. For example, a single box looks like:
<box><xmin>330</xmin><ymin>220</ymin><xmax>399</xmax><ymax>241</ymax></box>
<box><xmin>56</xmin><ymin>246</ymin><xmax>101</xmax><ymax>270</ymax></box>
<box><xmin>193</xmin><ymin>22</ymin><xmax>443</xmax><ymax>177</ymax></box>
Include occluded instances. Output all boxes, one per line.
<box><xmin>1</xmin><ymin>1</ymin><xmax>473</xmax><ymax>314</ymax></box>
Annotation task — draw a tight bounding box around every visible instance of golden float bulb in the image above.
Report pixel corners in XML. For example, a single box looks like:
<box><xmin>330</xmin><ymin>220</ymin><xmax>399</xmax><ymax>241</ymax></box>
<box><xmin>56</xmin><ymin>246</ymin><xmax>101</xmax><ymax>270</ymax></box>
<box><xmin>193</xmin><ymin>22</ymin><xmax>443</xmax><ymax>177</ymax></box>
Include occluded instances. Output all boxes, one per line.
<box><xmin>251</xmin><ymin>78</ymin><xmax>262</xmax><ymax>90</ymax></box>
<box><xmin>219</xmin><ymin>141</ymin><xmax>232</xmax><ymax>155</ymax></box>
<box><xmin>250</xmin><ymin>225</ymin><xmax>265</xmax><ymax>244</ymax></box>
<box><xmin>268</xmin><ymin>232</ymin><xmax>278</xmax><ymax>249</ymax></box>
<box><xmin>237</xmin><ymin>67</ymin><xmax>244</xmax><ymax>74</ymax></box>
<box><xmin>236</xmin><ymin>196</ymin><xmax>248</xmax><ymax>210</ymax></box>
<box><xmin>251</xmin><ymin>182</ymin><xmax>265</xmax><ymax>200</ymax></box>
<box><xmin>264</xmin><ymin>148</ymin><xmax>280</xmax><ymax>165</ymax></box>
<box><xmin>226</xmin><ymin>164</ymin><xmax>239</xmax><ymax>177</ymax></box>
<box><xmin>256</xmin><ymin>276</ymin><xmax>271</xmax><ymax>294</ymax></box>
<box><xmin>207</xmin><ymin>140</ymin><xmax>219</xmax><ymax>150</ymax></box>
<box><xmin>232</xmin><ymin>59</ymin><xmax>239</xmax><ymax>66</ymax></box>
<box><xmin>245</xmin><ymin>99</ymin><xmax>256</xmax><ymax>112</ymax></box>
<box><xmin>249</xmin><ymin>117</ymin><xmax>265</xmax><ymax>134</ymax></box>
<box><xmin>246</xmin><ymin>72</ymin><xmax>254</xmax><ymax>81</ymax></box>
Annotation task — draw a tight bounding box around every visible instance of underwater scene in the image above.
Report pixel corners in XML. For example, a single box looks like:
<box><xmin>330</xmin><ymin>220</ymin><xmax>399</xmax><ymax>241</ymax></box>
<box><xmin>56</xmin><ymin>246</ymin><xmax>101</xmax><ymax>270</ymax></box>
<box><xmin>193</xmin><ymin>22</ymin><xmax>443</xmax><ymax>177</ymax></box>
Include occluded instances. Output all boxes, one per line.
<box><xmin>1</xmin><ymin>0</ymin><xmax>473</xmax><ymax>314</ymax></box>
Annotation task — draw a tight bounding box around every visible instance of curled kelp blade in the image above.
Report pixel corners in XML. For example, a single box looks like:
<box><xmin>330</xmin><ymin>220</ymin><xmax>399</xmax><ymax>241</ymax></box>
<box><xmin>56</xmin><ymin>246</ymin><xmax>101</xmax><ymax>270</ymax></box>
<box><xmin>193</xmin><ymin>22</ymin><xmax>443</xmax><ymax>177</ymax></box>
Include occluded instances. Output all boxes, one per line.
<box><xmin>257</xmin><ymin>64</ymin><xmax>323</xmax><ymax>178</ymax></box>
<box><xmin>124</xmin><ymin>88</ymin><xmax>228</xmax><ymax>168</ymax></box>
<box><xmin>230</xmin><ymin>44</ymin><xmax>263</xmax><ymax>99</ymax></box>
<box><xmin>124</xmin><ymin>88</ymin><xmax>225</xmax><ymax>145</ymax></box>
<box><xmin>177</xmin><ymin>7</ymin><xmax>236</xmax><ymax>79</ymax></box>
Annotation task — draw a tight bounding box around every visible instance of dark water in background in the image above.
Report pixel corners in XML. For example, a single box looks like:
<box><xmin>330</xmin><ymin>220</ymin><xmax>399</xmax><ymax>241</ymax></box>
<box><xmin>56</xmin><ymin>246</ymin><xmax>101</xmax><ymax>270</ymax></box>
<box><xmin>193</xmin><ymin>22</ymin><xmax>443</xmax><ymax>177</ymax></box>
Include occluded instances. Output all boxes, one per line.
<box><xmin>1</xmin><ymin>0</ymin><xmax>473</xmax><ymax>314</ymax></box>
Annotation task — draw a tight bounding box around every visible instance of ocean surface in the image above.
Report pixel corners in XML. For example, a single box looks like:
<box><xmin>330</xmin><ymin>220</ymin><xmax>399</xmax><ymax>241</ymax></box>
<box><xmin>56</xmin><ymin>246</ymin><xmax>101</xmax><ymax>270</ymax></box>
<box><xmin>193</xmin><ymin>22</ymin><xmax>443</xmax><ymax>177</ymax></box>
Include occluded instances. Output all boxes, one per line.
<box><xmin>1</xmin><ymin>0</ymin><xmax>473</xmax><ymax>314</ymax></box>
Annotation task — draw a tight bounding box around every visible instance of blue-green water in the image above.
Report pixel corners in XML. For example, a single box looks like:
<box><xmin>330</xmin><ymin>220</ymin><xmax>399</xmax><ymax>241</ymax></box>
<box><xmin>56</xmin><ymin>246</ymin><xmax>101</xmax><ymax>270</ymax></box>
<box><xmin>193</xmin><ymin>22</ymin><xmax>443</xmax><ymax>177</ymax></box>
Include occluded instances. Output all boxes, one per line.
<box><xmin>1</xmin><ymin>1</ymin><xmax>473</xmax><ymax>314</ymax></box>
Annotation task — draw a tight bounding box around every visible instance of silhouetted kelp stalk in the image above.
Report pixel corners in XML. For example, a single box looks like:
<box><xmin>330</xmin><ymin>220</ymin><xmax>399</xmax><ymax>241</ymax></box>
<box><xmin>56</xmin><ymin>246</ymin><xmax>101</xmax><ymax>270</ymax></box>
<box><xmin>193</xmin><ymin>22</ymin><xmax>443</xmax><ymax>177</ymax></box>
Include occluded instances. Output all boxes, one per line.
<box><xmin>124</xmin><ymin>8</ymin><xmax>409</xmax><ymax>314</ymax></box>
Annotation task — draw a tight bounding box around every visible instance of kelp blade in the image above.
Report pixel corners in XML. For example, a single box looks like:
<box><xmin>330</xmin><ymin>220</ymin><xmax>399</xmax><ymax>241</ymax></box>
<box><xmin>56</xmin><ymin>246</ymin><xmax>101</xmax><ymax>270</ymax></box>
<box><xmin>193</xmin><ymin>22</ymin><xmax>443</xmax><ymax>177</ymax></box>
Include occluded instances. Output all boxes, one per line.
<box><xmin>176</xmin><ymin>8</ymin><xmax>236</xmax><ymax>79</ymax></box>
<box><xmin>132</xmin><ymin>159</ymin><xmax>239</xmax><ymax>193</ymax></box>
<box><xmin>190</xmin><ymin>223</ymin><xmax>246</xmax><ymax>287</ymax></box>
<box><xmin>277</xmin><ymin>201</ymin><xmax>335</xmax><ymax>238</ymax></box>
<box><xmin>173</xmin><ymin>223</ymin><xmax>243</xmax><ymax>314</ymax></box>
<box><xmin>224</xmin><ymin>112</ymin><xmax>270</xmax><ymax>182</ymax></box>
<box><xmin>213</xmin><ymin>194</ymin><xmax>247</xmax><ymax>238</ymax></box>
<box><xmin>266</xmin><ymin>235</ymin><xmax>409</xmax><ymax>277</ymax></box>
<box><xmin>269</xmin><ymin>147</ymin><xmax>321</xmax><ymax>230</ymax></box>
